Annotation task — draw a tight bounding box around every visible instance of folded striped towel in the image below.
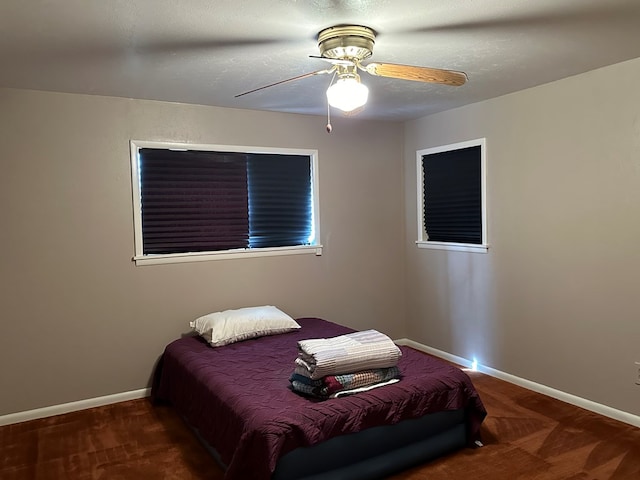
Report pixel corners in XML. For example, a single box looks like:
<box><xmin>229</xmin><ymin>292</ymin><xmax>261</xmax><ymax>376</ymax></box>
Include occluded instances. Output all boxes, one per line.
<box><xmin>290</xmin><ymin>366</ymin><xmax>401</xmax><ymax>399</ymax></box>
<box><xmin>296</xmin><ymin>329</ymin><xmax>402</xmax><ymax>379</ymax></box>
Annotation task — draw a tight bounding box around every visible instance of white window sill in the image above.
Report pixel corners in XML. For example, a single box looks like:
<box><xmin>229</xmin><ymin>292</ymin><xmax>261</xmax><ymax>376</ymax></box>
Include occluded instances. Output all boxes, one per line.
<box><xmin>133</xmin><ymin>245</ymin><xmax>323</xmax><ymax>266</ymax></box>
<box><xmin>416</xmin><ymin>241</ymin><xmax>488</xmax><ymax>254</ymax></box>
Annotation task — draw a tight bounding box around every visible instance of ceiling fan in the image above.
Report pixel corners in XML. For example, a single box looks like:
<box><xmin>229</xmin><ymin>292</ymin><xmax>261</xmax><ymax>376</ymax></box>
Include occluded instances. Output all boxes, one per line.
<box><xmin>235</xmin><ymin>25</ymin><xmax>468</xmax><ymax>115</ymax></box>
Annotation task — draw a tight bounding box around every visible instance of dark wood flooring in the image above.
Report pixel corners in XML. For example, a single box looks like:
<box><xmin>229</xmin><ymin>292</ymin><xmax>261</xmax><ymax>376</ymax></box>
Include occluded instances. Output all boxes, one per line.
<box><xmin>1</xmin><ymin>370</ymin><xmax>639</xmax><ymax>479</ymax></box>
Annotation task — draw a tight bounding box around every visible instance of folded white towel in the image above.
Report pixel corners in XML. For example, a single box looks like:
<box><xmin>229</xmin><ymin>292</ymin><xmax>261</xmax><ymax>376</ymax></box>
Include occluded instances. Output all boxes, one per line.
<box><xmin>297</xmin><ymin>329</ymin><xmax>402</xmax><ymax>379</ymax></box>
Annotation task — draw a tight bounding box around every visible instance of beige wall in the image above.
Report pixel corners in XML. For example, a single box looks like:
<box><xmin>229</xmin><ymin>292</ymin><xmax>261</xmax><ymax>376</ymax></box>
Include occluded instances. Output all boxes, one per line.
<box><xmin>3</xmin><ymin>56</ymin><xmax>639</xmax><ymax>420</ymax></box>
<box><xmin>0</xmin><ymin>89</ymin><xmax>405</xmax><ymax>416</ymax></box>
<box><xmin>404</xmin><ymin>57</ymin><xmax>640</xmax><ymax>416</ymax></box>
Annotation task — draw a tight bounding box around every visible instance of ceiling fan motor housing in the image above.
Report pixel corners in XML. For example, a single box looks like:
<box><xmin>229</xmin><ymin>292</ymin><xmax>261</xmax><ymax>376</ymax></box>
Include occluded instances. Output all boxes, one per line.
<box><xmin>317</xmin><ymin>25</ymin><xmax>375</xmax><ymax>61</ymax></box>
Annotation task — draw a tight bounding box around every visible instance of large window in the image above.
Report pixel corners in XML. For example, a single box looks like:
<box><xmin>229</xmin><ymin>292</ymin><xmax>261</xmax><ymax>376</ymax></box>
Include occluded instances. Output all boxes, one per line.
<box><xmin>416</xmin><ymin>138</ymin><xmax>487</xmax><ymax>253</ymax></box>
<box><xmin>130</xmin><ymin>141</ymin><xmax>321</xmax><ymax>265</ymax></box>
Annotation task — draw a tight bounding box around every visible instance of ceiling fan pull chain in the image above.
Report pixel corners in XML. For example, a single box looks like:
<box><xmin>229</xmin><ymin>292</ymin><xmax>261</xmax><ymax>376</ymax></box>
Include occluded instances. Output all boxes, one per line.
<box><xmin>326</xmin><ymin>72</ymin><xmax>337</xmax><ymax>133</ymax></box>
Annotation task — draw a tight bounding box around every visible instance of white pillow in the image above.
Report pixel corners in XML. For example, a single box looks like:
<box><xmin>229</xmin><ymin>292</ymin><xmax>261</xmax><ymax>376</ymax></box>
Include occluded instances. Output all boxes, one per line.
<box><xmin>190</xmin><ymin>305</ymin><xmax>301</xmax><ymax>347</ymax></box>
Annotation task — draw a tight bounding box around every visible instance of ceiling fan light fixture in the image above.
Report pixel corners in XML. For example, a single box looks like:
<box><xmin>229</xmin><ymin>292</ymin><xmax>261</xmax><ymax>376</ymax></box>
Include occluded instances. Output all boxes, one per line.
<box><xmin>326</xmin><ymin>76</ymin><xmax>369</xmax><ymax>112</ymax></box>
<box><xmin>235</xmin><ymin>23</ymin><xmax>467</xmax><ymax>121</ymax></box>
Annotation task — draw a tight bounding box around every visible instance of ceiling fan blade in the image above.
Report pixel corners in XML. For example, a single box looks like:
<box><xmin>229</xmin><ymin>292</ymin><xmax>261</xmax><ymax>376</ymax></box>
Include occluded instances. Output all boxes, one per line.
<box><xmin>309</xmin><ymin>55</ymin><xmax>354</xmax><ymax>67</ymax></box>
<box><xmin>364</xmin><ymin>62</ymin><xmax>467</xmax><ymax>86</ymax></box>
<box><xmin>235</xmin><ymin>69</ymin><xmax>332</xmax><ymax>98</ymax></box>
<box><xmin>135</xmin><ymin>37</ymin><xmax>300</xmax><ymax>56</ymax></box>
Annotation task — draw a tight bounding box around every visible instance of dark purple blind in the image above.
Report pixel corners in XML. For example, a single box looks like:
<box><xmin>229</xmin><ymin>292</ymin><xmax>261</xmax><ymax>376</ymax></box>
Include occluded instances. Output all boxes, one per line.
<box><xmin>422</xmin><ymin>145</ymin><xmax>482</xmax><ymax>244</ymax></box>
<box><xmin>247</xmin><ymin>154</ymin><xmax>312</xmax><ymax>248</ymax></box>
<box><xmin>139</xmin><ymin>149</ymin><xmax>249</xmax><ymax>254</ymax></box>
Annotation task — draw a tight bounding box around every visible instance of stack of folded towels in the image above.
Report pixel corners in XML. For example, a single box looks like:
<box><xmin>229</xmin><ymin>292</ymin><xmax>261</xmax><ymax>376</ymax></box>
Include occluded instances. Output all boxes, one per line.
<box><xmin>290</xmin><ymin>329</ymin><xmax>402</xmax><ymax>399</ymax></box>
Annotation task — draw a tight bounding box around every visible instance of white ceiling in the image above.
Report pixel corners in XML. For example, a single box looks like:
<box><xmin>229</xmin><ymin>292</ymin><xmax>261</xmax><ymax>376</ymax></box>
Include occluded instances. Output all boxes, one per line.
<box><xmin>2</xmin><ymin>0</ymin><xmax>640</xmax><ymax>122</ymax></box>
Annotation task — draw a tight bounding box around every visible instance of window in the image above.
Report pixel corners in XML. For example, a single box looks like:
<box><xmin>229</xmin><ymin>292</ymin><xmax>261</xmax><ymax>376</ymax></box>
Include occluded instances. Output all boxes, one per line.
<box><xmin>130</xmin><ymin>141</ymin><xmax>321</xmax><ymax>265</ymax></box>
<box><xmin>416</xmin><ymin>138</ymin><xmax>487</xmax><ymax>253</ymax></box>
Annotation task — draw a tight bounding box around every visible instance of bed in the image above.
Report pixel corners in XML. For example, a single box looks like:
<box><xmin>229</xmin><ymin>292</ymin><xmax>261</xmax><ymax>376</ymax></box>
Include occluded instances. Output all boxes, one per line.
<box><xmin>152</xmin><ymin>317</ymin><xmax>487</xmax><ymax>480</ymax></box>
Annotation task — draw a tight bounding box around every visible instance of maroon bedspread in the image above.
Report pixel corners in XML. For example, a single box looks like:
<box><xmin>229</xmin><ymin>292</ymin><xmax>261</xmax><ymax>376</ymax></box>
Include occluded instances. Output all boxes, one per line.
<box><xmin>152</xmin><ymin>318</ymin><xmax>486</xmax><ymax>480</ymax></box>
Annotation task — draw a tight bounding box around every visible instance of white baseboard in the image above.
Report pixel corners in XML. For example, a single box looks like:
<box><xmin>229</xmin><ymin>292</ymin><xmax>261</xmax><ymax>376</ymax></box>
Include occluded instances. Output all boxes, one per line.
<box><xmin>4</xmin><ymin>340</ymin><xmax>640</xmax><ymax>430</ymax></box>
<box><xmin>0</xmin><ymin>388</ymin><xmax>151</xmax><ymax>427</ymax></box>
<box><xmin>395</xmin><ymin>338</ymin><xmax>640</xmax><ymax>429</ymax></box>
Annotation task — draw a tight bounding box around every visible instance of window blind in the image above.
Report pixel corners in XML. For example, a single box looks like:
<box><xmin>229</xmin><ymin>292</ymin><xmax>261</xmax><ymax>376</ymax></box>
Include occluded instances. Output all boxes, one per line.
<box><xmin>422</xmin><ymin>145</ymin><xmax>482</xmax><ymax>244</ymax></box>
<box><xmin>139</xmin><ymin>149</ymin><xmax>249</xmax><ymax>254</ymax></box>
<box><xmin>247</xmin><ymin>154</ymin><xmax>312</xmax><ymax>248</ymax></box>
<box><xmin>138</xmin><ymin>148</ymin><xmax>313</xmax><ymax>255</ymax></box>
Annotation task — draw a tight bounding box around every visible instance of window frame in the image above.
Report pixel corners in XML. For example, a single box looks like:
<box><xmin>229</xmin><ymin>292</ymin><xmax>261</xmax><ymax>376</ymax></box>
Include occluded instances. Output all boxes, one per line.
<box><xmin>416</xmin><ymin>138</ymin><xmax>488</xmax><ymax>254</ymax></box>
<box><xmin>129</xmin><ymin>140</ymin><xmax>322</xmax><ymax>266</ymax></box>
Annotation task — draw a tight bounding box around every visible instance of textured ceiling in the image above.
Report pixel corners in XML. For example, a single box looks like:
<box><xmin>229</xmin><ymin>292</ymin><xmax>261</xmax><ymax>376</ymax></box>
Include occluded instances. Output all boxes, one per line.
<box><xmin>2</xmin><ymin>0</ymin><xmax>640</xmax><ymax>122</ymax></box>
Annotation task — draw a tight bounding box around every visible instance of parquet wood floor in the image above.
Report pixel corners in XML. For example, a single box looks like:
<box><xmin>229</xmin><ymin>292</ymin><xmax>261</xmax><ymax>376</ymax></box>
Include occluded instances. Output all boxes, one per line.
<box><xmin>1</xmin><ymin>370</ymin><xmax>639</xmax><ymax>479</ymax></box>
<box><xmin>393</xmin><ymin>372</ymin><xmax>640</xmax><ymax>479</ymax></box>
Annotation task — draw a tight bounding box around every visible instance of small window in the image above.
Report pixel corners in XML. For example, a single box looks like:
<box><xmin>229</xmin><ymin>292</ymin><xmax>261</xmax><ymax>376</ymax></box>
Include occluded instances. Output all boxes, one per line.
<box><xmin>130</xmin><ymin>141</ymin><xmax>321</xmax><ymax>265</ymax></box>
<box><xmin>416</xmin><ymin>139</ymin><xmax>487</xmax><ymax>253</ymax></box>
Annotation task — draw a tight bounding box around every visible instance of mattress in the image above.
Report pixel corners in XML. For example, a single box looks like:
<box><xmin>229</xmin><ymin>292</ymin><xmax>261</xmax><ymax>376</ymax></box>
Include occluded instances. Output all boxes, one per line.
<box><xmin>152</xmin><ymin>317</ymin><xmax>486</xmax><ymax>480</ymax></box>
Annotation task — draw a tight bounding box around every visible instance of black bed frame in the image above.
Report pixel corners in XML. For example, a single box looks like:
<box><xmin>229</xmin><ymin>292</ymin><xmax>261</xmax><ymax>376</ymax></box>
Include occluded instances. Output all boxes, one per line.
<box><xmin>190</xmin><ymin>408</ymin><xmax>468</xmax><ymax>479</ymax></box>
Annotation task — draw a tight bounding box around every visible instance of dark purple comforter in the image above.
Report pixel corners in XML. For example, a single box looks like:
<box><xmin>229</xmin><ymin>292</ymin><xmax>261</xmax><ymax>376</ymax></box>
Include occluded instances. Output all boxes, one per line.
<box><xmin>152</xmin><ymin>318</ymin><xmax>486</xmax><ymax>480</ymax></box>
